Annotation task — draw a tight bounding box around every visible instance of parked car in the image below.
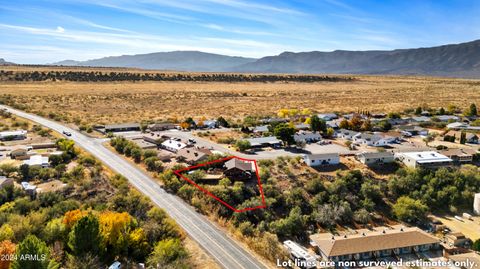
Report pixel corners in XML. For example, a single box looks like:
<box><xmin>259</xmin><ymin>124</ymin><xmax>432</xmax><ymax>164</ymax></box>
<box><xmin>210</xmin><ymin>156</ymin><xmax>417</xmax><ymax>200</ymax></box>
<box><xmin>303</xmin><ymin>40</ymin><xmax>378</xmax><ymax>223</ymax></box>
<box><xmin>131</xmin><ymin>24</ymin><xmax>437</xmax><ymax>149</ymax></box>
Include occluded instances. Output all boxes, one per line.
<box><xmin>108</xmin><ymin>261</ymin><xmax>121</xmax><ymax>269</ymax></box>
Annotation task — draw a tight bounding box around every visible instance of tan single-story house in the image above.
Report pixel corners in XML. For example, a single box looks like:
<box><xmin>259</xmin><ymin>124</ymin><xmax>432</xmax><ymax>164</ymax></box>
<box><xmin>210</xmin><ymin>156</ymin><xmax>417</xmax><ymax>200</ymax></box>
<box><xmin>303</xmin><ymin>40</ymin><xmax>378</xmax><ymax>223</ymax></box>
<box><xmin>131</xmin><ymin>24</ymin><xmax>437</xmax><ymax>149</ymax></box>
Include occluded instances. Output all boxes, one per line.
<box><xmin>176</xmin><ymin>148</ymin><xmax>208</xmax><ymax>164</ymax></box>
<box><xmin>439</xmin><ymin>148</ymin><xmax>476</xmax><ymax>164</ymax></box>
<box><xmin>304</xmin><ymin>153</ymin><xmax>340</xmax><ymax>166</ymax></box>
<box><xmin>356</xmin><ymin>151</ymin><xmax>395</xmax><ymax>165</ymax></box>
<box><xmin>444</xmin><ymin>232</ymin><xmax>469</xmax><ymax>248</ymax></box>
<box><xmin>310</xmin><ymin>226</ymin><xmax>441</xmax><ymax>262</ymax></box>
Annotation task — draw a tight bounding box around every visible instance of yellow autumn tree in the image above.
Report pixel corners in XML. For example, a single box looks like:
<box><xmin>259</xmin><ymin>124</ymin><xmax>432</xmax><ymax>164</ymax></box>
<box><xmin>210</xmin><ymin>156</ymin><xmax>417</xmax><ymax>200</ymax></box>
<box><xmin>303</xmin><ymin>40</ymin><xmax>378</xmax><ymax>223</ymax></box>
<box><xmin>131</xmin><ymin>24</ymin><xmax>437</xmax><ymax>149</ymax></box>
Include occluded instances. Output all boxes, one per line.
<box><xmin>0</xmin><ymin>240</ymin><xmax>16</xmax><ymax>269</ymax></box>
<box><xmin>63</xmin><ymin>209</ymin><xmax>88</xmax><ymax>229</ymax></box>
<box><xmin>179</xmin><ymin>122</ymin><xmax>190</xmax><ymax>130</ymax></box>
<box><xmin>128</xmin><ymin>228</ymin><xmax>150</xmax><ymax>260</ymax></box>
<box><xmin>277</xmin><ymin>109</ymin><xmax>290</xmax><ymax>118</ymax></box>
<box><xmin>301</xmin><ymin>108</ymin><xmax>311</xmax><ymax>115</ymax></box>
<box><xmin>99</xmin><ymin>211</ymin><xmax>134</xmax><ymax>256</ymax></box>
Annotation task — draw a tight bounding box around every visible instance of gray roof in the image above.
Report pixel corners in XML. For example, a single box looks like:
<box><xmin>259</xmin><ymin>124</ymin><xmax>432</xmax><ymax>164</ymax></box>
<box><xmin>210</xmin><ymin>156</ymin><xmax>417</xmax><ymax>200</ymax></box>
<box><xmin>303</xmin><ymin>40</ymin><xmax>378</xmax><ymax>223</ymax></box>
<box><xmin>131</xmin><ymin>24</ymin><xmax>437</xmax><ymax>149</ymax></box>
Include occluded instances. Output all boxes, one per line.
<box><xmin>436</xmin><ymin>115</ymin><xmax>459</xmax><ymax>121</ymax></box>
<box><xmin>357</xmin><ymin>151</ymin><xmax>394</xmax><ymax>159</ymax></box>
<box><xmin>337</xmin><ymin>129</ymin><xmax>358</xmax><ymax>136</ymax></box>
<box><xmin>354</xmin><ymin>133</ymin><xmax>383</xmax><ymax>142</ymax></box>
<box><xmin>245</xmin><ymin>136</ymin><xmax>281</xmax><ymax>146</ymax></box>
<box><xmin>105</xmin><ymin>123</ymin><xmax>140</xmax><ymax>129</ymax></box>
<box><xmin>294</xmin><ymin>123</ymin><xmax>310</xmax><ymax>129</ymax></box>
<box><xmin>253</xmin><ymin>125</ymin><xmax>269</xmax><ymax>132</ymax></box>
<box><xmin>318</xmin><ymin>113</ymin><xmax>338</xmax><ymax>120</ymax></box>
<box><xmin>305</xmin><ymin>153</ymin><xmax>339</xmax><ymax>159</ymax></box>
<box><xmin>411</xmin><ymin>116</ymin><xmax>431</xmax><ymax>122</ymax></box>
<box><xmin>294</xmin><ymin>131</ymin><xmax>321</xmax><ymax>141</ymax></box>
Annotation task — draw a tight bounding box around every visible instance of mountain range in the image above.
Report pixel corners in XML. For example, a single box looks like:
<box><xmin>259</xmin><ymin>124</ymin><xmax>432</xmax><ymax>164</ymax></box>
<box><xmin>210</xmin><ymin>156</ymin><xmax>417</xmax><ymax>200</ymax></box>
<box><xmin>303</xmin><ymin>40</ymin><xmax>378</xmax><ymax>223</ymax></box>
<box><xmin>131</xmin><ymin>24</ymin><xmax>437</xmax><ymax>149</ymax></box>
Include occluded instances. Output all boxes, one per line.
<box><xmin>4</xmin><ymin>39</ymin><xmax>480</xmax><ymax>77</ymax></box>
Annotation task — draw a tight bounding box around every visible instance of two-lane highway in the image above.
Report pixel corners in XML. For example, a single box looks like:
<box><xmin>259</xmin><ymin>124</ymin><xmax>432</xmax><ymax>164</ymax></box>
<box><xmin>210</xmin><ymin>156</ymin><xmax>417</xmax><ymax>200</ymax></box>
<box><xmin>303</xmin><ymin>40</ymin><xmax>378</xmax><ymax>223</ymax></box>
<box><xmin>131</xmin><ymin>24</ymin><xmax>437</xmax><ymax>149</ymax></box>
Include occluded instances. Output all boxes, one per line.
<box><xmin>1</xmin><ymin>105</ymin><xmax>266</xmax><ymax>269</ymax></box>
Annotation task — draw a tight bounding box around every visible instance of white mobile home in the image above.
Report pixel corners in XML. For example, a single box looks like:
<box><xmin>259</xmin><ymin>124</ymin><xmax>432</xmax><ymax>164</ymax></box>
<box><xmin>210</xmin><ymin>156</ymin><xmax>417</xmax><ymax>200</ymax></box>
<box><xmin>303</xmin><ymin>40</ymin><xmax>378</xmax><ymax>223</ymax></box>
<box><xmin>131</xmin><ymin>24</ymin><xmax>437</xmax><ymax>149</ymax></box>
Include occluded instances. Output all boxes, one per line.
<box><xmin>304</xmin><ymin>153</ymin><xmax>339</xmax><ymax>166</ymax></box>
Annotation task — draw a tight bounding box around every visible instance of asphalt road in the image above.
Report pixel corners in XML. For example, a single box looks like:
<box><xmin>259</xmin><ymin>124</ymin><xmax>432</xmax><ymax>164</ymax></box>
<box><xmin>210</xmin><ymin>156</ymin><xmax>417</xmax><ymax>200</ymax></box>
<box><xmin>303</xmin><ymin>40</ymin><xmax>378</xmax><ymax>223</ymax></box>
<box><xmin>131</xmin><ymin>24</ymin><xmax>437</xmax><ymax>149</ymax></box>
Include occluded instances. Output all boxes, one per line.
<box><xmin>1</xmin><ymin>105</ymin><xmax>266</xmax><ymax>269</ymax></box>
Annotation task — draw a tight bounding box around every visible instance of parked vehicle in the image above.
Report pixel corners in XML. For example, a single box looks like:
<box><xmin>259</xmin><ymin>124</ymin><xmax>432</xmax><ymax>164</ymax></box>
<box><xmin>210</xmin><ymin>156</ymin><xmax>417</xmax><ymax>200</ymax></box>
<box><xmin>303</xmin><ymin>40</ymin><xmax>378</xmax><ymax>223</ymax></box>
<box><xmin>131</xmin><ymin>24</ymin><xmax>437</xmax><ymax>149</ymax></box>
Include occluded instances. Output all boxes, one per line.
<box><xmin>108</xmin><ymin>261</ymin><xmax>121</xmax><ymax>269</ymax></box>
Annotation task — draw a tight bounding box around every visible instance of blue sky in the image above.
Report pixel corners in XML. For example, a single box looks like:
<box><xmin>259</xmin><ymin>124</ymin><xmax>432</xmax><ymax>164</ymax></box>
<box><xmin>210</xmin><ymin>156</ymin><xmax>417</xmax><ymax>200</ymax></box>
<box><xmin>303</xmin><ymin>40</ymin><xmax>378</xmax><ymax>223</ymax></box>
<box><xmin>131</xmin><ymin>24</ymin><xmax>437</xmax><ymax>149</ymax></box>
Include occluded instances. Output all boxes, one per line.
<box><xmin>1</xmin><ymin>0</ymin><xmax>480</xmax><ymax>63</ymax></box>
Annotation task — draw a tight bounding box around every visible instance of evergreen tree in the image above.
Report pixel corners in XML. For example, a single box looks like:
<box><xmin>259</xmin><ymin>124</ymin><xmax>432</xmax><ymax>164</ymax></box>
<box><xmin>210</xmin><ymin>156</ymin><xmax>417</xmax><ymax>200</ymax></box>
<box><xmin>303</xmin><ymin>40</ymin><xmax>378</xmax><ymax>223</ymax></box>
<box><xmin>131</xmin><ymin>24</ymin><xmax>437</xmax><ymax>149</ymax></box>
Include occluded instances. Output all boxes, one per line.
<box><xmin>310</xmin><ymin>115</ymin><xmax>327</xmax><ymax>133</ymax></box>
<box><xmin>469</xmin><ymin>103</ymin><xmax>478</xmax><ymax>116</ymax></box>
<box><xmin>11</xmin><ymin>235</ymin><xmax>59</xmax><ymax>269</ymax></box>
<box><xmin>68</xmin><ymin>214</ymin><xmax>103</xmax><ymax>257</ymax></box>
<box><xmin>414</xmin><ymin>106</ymin><xmax>422</xmax><ymax>115</ymax></box>
<box><xmin>460</xmin><ymin>131</ymin><xmax>467</xmax><ymax>144</ymax></box>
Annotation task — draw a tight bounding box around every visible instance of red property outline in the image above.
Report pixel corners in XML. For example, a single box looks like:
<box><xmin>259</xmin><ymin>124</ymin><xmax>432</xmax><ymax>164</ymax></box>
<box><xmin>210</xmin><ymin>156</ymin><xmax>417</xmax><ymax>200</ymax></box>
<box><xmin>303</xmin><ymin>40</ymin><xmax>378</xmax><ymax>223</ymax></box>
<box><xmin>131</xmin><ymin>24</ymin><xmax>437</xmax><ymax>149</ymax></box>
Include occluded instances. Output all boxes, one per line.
<box><xmin>173</xmin><ymin>156</ymin><xmax>266</xmax><ymax>212</ymax></box>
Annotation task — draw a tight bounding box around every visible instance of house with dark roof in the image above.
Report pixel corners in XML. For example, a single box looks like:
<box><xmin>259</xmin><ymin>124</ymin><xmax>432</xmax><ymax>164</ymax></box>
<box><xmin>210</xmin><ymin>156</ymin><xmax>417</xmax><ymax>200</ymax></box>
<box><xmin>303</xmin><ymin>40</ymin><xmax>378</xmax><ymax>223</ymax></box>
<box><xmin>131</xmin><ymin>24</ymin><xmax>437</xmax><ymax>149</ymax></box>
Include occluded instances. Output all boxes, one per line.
<box><xmin>104</xmin><ymin>123</ymin><xmax>141</xmax><ymax>133</ymax></box>
<box><xmin>310</xmin><ymin>226</ymin><xmax>441</xmax><ymax>262</ymax></box>
<box><xmin>0</xmin><ymin>176</ymin><xmax>13</xmax><ymax>189</ymax></box>
<box><xmin>223</xmin><ymin>158</ymin><xmax>255</xmax><ymax>180</ymax></box>
<box><xmin>148</xmin><ymin>123</ymin><xmax>177</xmax><ymax>131</ymax></box>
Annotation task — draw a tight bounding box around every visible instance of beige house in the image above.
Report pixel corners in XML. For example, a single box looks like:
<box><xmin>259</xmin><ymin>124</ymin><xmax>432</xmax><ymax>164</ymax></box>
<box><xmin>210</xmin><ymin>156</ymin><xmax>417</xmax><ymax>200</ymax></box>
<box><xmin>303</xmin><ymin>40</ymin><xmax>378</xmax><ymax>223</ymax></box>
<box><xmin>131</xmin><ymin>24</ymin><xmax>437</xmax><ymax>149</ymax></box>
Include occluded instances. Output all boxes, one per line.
<box><xmin>439</xmin><ymin>148</ymin><xmax>476</xmax><ymax>164</ymax></box>
<box><xmin>310</xmin><ymin>226</ymin><xmax>440</xmax><ymax>262</ymax></box>
<box><xmin>444</xmin><ymin>232</ymin><xmax>469</xmax><ymax>248</ymax></box>
<box><xmin>176</xmin><ymin>148</ymin><xmax>208</xmax><ymax>164</ymax></box>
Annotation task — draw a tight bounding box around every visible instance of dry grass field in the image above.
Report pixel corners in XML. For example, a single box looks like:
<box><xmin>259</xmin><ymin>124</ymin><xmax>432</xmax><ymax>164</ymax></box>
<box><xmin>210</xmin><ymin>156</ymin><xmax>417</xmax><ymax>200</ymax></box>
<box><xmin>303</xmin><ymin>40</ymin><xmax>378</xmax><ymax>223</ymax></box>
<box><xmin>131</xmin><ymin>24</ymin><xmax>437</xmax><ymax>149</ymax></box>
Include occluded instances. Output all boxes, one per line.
<box><xmin>1</xmin><ymin>66</ymin><xmax>480</xmax><ymax>125</ymax></box>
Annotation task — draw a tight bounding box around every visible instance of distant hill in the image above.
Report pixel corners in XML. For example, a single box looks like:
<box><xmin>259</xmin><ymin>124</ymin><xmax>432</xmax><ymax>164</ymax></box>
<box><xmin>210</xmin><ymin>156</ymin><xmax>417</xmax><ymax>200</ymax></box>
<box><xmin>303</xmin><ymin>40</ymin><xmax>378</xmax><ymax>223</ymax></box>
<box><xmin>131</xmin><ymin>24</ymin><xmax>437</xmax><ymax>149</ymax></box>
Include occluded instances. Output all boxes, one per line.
<box><xmin>0</xmin><ymin>58</ymin><xmax>15</xmax><ymax>65</ymax></box>
<box><xmin>52</xmin><ymin>51</ymin><xmax>256</xmax><ymax>72</ymax></box>
<box><xmin>48</xmin><ymin>39</ymin><xmax>480</xmax><ymax>77</ymax></box>
<box><xmin>233</xmin><ymin>40</ymin><xmax>480</xmax><ymax>77</ymax></box>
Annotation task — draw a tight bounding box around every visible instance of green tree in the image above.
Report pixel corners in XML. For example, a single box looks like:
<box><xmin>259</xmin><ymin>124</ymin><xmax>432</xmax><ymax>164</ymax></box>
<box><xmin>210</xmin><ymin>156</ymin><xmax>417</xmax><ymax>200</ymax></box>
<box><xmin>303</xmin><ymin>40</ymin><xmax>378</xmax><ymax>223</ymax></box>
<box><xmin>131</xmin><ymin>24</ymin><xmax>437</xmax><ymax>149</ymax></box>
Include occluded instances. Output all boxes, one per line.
<box><xmin>217</xmin><ymin>116</ymin><xmax>229</xmax><ymax>127</ymax></box>
<box><xmin>415</xmin><ymin>106</ymin><xmax>422</xmax><ymax>115</ymax></box>
<box><xmin>146</xmin><ymin>239</ymin><xmax>188</xmax><ymax>268</ymax></box>
<box><xmin>325</xmin><ymin>127</ymin><xmax>335</xmax><ymax>138</ymax></box>
<box><xmin>392</xmin><ymin>196</ymin><xmax>428</xmax><ymax>223</ymax></box>
<box><xmin>131</xmin><ymin>147</ymin><xmax>143</xmax><ymax>163</ymax></box>
<box><xmin>310</xmin><ymin>115</ymin><xmax>326</xmax><ymax>133</ymax></box>
<box><xmin>460</xmin><ymin>131</ymin><xmax>467</xmax><ymax>144</ymax></box>
<box><xmin>473</xmin><ymin>239</ymin><xmax>480</xmax><ymax>251</ymax></box>
<box><xmin>377</xmin><ymin>120</ymin><xmax>392</xmax><ymax>131</ymax></box>
<box><xmin>274</xmin><ymin>123</ymin><xmax>295</xmax><ymax>146</ymax></box>
<box><xmin>56</xmin><ymin>139</ymin><xmax>77</xmax><ymax>158</ymax></box>
<box><xmin>143</xmin><ymin>149</ymin><xmax>158</xmax><ymax>159</ymax></box>
<box><xmin>468</xmin><ymin>103</ymin><xmax>477</xmax><ymax>116</ymax></box>
<box><xmin>11</xmin><ymin>235</ymin><xmax>59</xmax><ymax>269</ymax></box>
<box><xmin>235</xmin><ymin>140</ymin><xmax>251</xmax><ymax>152</ymax></box>
<box><xmin>68</xmin><ymin>214</ymin><xmax>103</xmax><ymax>257</ymax></box>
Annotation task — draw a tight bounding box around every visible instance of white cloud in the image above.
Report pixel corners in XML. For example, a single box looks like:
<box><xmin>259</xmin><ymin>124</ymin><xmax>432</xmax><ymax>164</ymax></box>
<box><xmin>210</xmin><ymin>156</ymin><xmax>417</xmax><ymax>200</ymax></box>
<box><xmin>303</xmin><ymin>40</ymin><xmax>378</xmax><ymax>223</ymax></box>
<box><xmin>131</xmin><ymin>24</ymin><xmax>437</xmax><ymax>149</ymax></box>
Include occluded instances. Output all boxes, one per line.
<box><xmin>0</xmin><ymin>23</ymin><xmax>289</xmax><ymax>62</ymax></box>
<box><xmin>56</xmin><ymin>26</ymin><xmax>65</xmax><ymax>33</ymax></box>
